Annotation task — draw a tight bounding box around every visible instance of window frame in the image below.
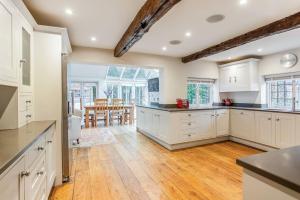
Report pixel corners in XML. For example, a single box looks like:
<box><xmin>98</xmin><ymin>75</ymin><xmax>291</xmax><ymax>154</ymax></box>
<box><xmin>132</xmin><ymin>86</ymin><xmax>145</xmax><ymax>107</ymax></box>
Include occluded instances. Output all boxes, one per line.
<box><xmin>187</xmin><ymin>80</ymin><xmax>214</xmax><ymax>107</ymax></box>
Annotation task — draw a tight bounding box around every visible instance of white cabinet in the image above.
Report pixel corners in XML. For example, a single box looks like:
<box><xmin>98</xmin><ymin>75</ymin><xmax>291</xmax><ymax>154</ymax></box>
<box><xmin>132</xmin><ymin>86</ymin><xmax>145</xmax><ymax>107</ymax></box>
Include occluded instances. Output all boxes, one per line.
<box><xmin>295</xmin><ymin>115</ymin><xmax>300</xmax><ymax>146</ymax></box>
<box><xmin>216</xmin><ymin>109</ymin><xmax>229</xmax><ymax>137</ymax></box>
<box><xmin>255</xmin><ymin>112</ymin><xmax>275</xmax><ymax>146</ymax></box>
<box><xmin>0</xmin><ymin>0</ymin><xmax>18</xmax><ymax>85</ymax></box>
<box><xmin>45</xmin><ymin>126</ymin><xmax>56</xmax><ymax>197</ymax></box>
<box><xmin>274</xmin><ymin>113</ymin><xmax>296</xmax><ymax>148</ymax></box>
<box><xmin>219</xmin><ymin>59</ymin><xmax>259</xmax><ymax>92</ymax></box>
<box><xmin>0</xmin><ymin>157</ymin><xmax>25</xmax><ymax>200</ymax></box>
<box><xmin>230</xmin><ymin>109</ymin><xmax>255</xmax><ymax>141</ymax></box>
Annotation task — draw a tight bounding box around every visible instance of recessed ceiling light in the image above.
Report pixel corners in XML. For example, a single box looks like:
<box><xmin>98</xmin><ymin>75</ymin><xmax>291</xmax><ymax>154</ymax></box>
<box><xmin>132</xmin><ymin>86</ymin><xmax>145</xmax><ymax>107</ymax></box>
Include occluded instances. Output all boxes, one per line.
<box><xmin>239</xmin><ymin>0</ymin><xmax>248</xmax><ymax>5</ymax></box>
<box><xmin>65</xmin><ymin>8</ymin><xmax>73</xmax><ymax>15</ymax></box>
<box><xmin>162</xmin><ymin>46</ymin><xmax>167</xmax><ymax>51</ymax></box>
<box><xmin>257</xmin><ymin>48</ymin><xmax>263</xmax><ymax>52</ymax></box>
<box><xmin>91</xmin><ymin>37</ymin><xmax>96</xmax><ymax>41</ymax></box>
<box><xmin>227</xmin><ymin>57</ymin><xmax>232</xmax><ymax>60</ymax></box>
<box><xmin>185</xmin><ymin>32</ymin><xmax>192</xmax><ymax>37</ymax></box>
<box><xmin>206</xmin><ymin>14</ymin><xmax>225</xmax><ymax>23</ymax></box>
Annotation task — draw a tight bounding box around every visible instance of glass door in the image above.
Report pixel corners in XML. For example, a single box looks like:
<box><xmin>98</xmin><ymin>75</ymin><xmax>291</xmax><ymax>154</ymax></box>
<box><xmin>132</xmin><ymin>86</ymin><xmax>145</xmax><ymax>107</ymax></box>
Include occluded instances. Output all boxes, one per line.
<box><xmin>70</xmin><ymin>82</ymin><xmax>98</xmax><ymax>110</ymax></box>
<box><xmin>121</xmin><ymin>86</ymin><xmax>132</xmax><ymax>104</ymax></box>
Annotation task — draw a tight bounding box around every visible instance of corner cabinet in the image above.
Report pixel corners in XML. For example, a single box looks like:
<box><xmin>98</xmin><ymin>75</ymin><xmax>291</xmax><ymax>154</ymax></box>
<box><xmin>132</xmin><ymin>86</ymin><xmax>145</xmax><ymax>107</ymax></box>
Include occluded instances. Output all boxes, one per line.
<box><xmin>219</xmin><ymin>58</ymin><xmax>260</xmax><ymax>92</ymax></box>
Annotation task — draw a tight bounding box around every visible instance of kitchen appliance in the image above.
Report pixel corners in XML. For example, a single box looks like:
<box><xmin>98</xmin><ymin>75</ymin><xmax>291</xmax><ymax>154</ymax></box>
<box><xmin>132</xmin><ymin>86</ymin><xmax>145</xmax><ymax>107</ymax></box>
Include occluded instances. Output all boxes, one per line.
<box><xmin>223</xmin><ymin>98</ymin><xmax>233</xmax><ymax>106</ymax></box>
<box><xmin>176</xmin><ymin>99</ymin><xmax>189</xmax><ymax>108</ymax></box>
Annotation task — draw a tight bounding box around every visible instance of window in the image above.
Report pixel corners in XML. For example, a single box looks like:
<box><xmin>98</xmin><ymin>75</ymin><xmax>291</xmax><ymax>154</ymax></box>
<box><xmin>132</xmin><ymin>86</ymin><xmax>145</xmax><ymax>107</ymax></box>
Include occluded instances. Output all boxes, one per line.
<box><xmin>187</xmin><ymin>79</ymin><xmax>214</xmax><ymax>107</ymax></box>
<box><xmin>266</xmin><ymin>74</ymin><xmax>300</xmax><ymax>110</ymax></box>
<box><xmin>70</xmin><ymin>82</ymin><xmax>97</xmax><ymax>110</ymax></box>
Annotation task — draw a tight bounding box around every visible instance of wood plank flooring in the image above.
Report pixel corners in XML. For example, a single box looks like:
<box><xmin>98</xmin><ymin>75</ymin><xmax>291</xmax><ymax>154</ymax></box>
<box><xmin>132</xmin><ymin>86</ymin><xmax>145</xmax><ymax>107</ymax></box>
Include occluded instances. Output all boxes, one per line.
<box><xmin>50</xmin><ymin>125</ymin><xmax>261</xmax><ymax>200</ymax></box>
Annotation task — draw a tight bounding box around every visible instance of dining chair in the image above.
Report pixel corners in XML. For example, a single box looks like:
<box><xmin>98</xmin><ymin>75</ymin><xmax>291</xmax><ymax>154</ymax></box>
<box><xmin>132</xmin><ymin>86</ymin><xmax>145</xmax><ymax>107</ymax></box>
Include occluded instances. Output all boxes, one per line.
<box><xmin>124</xmin><ymin>99</ymin><xmax>135</xmax><ymax>124</ymax></box>
<box><xmin>110</xmin><ymin>98</ymin><xmax>124</xmax><ymax>126</ymax></box>
<box><xmin>94</xmin><ymin>98</ymin><xmax>108</xmax><ymax>127</ymax></box>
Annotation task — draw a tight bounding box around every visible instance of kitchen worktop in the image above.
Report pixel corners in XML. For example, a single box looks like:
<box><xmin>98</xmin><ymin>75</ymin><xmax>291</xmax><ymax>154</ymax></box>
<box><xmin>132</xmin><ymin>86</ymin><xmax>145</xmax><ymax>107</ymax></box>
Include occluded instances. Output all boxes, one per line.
<box><xmin>136</xmin><ymin>104</ymin><xmax>300</xmax><ymax>114</ymax></box>
<box><xmin>237</xmin><ymin>146</ymin><xmax>300</xmax><ymax>193</ymax></box>
<box><xmin>0</xmin><ymin>120</ymin><xmax>55</xmax><ymax>175</ymax></box>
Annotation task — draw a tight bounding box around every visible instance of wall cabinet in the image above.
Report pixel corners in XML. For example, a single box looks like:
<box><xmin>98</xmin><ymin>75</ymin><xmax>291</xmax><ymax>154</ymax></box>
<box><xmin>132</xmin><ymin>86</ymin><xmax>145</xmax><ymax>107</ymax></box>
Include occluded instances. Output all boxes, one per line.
<box><xmin>0</xmin><ymin>0</ymin><xmax>18</xmax><ymax>85</ymax></box>
<box><xmin>0</xmin><ymin>124</ymin><xmax>56</xmax><ymax>200</ymax></box>
<box><xmin>219</xmin><ymin>59</ymin><xmax>259</xmax><ymax>92</ymax></box>
<box><xmin>230</xmin><ymin>109</ymin><xmax>255</xmax><ymax>141</ymax></box>
<box><xmin>216</xmin><ymin>109</ymin><xmax>229</xmax><ymax>137</ymax></box>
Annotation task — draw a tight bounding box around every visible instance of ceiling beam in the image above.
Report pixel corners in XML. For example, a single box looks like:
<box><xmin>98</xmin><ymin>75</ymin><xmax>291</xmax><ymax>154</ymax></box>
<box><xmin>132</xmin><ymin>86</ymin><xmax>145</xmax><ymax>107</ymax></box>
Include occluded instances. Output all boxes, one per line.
<box><xmin>114</xmin><ymin>0</ymin><xmax>181</xmax><ymax>57</ymax></box>
<box><xmin>182</xmin><ymin>12</ymin><xmax>300</xmax><ymax>63</ymax></box>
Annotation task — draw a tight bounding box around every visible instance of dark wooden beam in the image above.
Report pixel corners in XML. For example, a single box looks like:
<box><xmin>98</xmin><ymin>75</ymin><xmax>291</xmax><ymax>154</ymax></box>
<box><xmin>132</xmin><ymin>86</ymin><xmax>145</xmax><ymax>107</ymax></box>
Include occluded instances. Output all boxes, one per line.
<box><xmin>114</xmin><ymin>0</ymin><xmax>181</xmax><ymax>57</ymax></box>
<box><xmin>182</xmin><ymin>12</ymin><xmax>300</xmax><ymax>63</ymax></box>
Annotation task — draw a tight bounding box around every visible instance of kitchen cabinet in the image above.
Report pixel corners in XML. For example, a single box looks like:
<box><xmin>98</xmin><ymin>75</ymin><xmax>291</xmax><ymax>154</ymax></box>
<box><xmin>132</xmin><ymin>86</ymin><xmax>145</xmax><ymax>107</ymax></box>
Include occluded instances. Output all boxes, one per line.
<box><xmin>0</xmin><ymin>0</ymin><xmax>18</xmax><ymax>85</ymax></box>
<box><xmin>46</xmin><ymin>126</ymin><xmax>56</xmax><ymax>197</ymax></box>
<box><xmin>19</xmin><ymin>19</ymin><xmax>33</xmax><ymax>93</ymax></box>
<box><xmin>0</xmin><ymin>157</ymin><xmax>25</xmax><ymax>200</ymax></box>
<box><xmin>296</xmin><ymin>116</ymin><xmax>300</xmax><ymax>146</ymax></box>
<box><xmin>216</xmin><ymin>109</ymin><xmax>229</xmax><ymax>137</ymax></box>
<box><xmin>274</xmin><ymin>113</ymin><xmax>296</xmax><ymax>148</ymax></box>
<box><xmin>230</xmin><ymin>109</ymin><xmax>255</xmax><ymax>141</ymax></box>
<box><xmin>219</xmin><ymin>59</ymin><xmax>259</xmax><ymax>92</ymax></box>
<box><xmin>255</xmin><ymin>112</ymin><xmax>275</xmax><ymax>146</ymax></box>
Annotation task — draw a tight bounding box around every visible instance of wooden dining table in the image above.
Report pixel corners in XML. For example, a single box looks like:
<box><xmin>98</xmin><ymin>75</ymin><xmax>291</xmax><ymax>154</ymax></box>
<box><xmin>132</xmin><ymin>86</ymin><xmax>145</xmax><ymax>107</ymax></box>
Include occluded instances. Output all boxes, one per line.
<box><xmin>84</xmin><ymin>105</ymin><xmax>135</xmax><ymax>128</ymax></box>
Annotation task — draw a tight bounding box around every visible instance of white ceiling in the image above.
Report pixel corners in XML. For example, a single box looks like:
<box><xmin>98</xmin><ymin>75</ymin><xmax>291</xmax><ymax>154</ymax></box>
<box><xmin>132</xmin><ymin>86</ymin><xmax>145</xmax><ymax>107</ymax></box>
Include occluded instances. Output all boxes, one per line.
<box><xmin>24</xmin><ymin>0</ymin><xmax>300</xmax><ymax>60</ymax></box>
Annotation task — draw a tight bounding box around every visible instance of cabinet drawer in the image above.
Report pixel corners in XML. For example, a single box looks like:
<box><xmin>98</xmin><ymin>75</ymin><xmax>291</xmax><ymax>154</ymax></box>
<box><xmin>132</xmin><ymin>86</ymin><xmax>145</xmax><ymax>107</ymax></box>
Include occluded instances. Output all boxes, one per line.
<box><xmin>25</xmin><ymin>135</ymin><xmax>46</xmax><ymax>169</ymax></box>
<box><xmin>177</xmin><ymin>112</ymin><xmax>203</xmax><ymax>122</ymax></box>
<box><xmin>181</xmin><ymin>121</ymin><xmax>200</xmax><ymax>130</ymax></box>
<box><xmin>19</xmin><ymin>107</ymin><xmax>33</xmax><ymax>125</ymax></box>
<box><xmin>19</xmin><ymin>95</ymin><xmax>33</xmax><ymax>112</ymax></box>
<box><xmin>26</xmin><ymin>153</ymin><xmax>46</xmax><ymax>200</ymax></box>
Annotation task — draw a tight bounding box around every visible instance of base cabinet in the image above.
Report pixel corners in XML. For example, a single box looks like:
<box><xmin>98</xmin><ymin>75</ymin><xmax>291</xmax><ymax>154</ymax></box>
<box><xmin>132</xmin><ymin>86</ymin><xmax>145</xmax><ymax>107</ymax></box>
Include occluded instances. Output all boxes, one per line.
<box><xmin>231</xmin><ymin>110</ymin><xmax>255</xmax><ymax>141</ymax></box>
<box><xmin>274</xmin><ymin>114</ymin><xmax>296</xmax><ymax>148</ymax></box>
<box><xmin>216</xmin><ymin>109</ymin><xmax>229</xmax><ymax>137</ymax></box>
<box><xmin>0</xmin><ymin>124</ymin><xmax>56</xmax><ymax>200</ymax></box>
<box><xmin>255</xmin><ymin>112</ymin><xmax>275</xmax><ymax>147</ymax></box>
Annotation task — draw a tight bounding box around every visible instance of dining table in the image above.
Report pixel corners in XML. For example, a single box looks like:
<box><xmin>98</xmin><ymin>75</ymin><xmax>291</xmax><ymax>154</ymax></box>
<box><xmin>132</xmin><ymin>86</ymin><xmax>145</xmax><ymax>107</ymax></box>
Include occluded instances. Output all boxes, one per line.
<box><xmin>84</xmin><ymin>104</ymin><xmax>135</xmax><ymax>128</ymax></box>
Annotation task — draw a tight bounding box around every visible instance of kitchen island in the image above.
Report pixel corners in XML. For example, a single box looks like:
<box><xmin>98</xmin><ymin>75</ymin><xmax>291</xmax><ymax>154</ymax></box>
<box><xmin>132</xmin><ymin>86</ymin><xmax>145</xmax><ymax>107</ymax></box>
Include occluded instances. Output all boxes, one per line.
<box><xmin>237</xmin><ymin>146</ymin><xmax>300</xmax><ymax>200</ymax></box>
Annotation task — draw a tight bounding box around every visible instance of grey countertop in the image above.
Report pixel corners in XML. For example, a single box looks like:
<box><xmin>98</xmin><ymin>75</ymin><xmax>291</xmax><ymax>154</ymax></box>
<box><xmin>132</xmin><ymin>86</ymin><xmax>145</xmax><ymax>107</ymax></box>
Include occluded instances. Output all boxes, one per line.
<box><xmin>0</xmin><ymin>120</ymin><xmax>55</xmax><ymax>175</ymax></box>
<box><xmin>136</xmin><ymin>104</ymin><xmax>300</xmax><ymax>114</ymax></box>
<box><xmin>237</xmin><ymin>146</ymin><xmax>300</xmax><ymax>193</ymax></box>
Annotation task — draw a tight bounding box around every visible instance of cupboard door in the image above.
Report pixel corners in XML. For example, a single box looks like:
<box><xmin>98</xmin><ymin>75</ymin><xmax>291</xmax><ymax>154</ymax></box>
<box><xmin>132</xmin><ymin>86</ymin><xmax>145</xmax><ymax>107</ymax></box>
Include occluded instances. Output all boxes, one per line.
<box><xmin>195</xmin><ymin>111</ymin><xmax>216</xmax><ymax>140</ymax></box>
<box><xmin>234</xmin><ymin>64</ymin><xmax>250</xmax><ymax>91</ymax></box>
<box><xmin>255</xmin><ymin>112</ymin><xmax>275</xmax><ymax>146</ymax></box>
<box><xmin>216</xmin><ymin>109</ymin><xmax>229</xmax><ymax>137</ymax></box>
<box><xmin>46</xmin><ymin>126</ymin><xmax>56</xmax><ymax>197</ymax></box>
<box><xmin>275</xmin><ymin>114</ymin><xmax>296</xmax><ymax>148</ymax></box>
<box><xmin>230</xmin><ymin>110</ymin><xmax>255</xmax><ymax>141</ymax></box>
<box><xmin>296</xmin><ymin>116</ymin><xmax>300</xmax><ymax>146</ymax></box>
<box><xmin>0</xmin><ymin>157</ymin><xmax>25</xmax><ymax>200</ymax></box>
<box><xmin>0</xmin><ymin>0</ymin><xmax>17</xmax><ymax>84</ymax></box>
<box><xmin>219</xmin><ymin>67</ymin><xmax>234</xmax><ymax>92</ymax></box>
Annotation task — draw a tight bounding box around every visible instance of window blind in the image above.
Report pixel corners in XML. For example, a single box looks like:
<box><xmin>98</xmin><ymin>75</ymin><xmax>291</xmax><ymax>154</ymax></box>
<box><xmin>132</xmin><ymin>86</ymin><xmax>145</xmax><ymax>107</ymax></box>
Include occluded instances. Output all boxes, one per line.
<box><xmin>265</xmin><ymin>72</ymin><xmax>300</xmax><ymax>81</ymax></box>
<box><xmin>187</xmin><ymin>77</ymin><xmax>216</xmax><ymax>84</ymax></box>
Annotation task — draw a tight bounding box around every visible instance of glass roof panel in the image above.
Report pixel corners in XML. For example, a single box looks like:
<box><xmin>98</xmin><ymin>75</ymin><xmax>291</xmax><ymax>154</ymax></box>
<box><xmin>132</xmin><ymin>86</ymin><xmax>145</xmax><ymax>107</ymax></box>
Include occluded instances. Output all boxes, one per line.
<box><xmin>107</xmin><ymin>66</ymin><xmax>123</xmax><ymax>78</ymax></box>
<box><xmin>121</xmin><ymin>68</ymin><xmax>137</xmax><ymax>79</ymax></box>
<box><xmin>136</xmin><ymin>69</ymin><xmax>148</xmax><ymax>79</ymax></box>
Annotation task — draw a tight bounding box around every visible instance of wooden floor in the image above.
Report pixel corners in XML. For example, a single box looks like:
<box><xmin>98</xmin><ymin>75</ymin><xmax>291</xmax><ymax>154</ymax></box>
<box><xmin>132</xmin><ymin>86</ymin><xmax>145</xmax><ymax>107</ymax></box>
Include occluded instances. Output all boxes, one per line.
<box><xmin>50</xmin><ymin>125</ymin><xmax>261</xmax><ymax>200</ymax></box>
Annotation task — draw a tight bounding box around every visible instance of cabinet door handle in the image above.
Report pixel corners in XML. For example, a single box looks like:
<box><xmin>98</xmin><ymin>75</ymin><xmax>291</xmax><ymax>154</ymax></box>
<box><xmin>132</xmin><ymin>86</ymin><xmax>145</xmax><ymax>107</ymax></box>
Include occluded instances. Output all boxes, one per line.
<box><xmin>268</xmin><ymin>118</ymin><xmax>272</xmax><ymax>120</ymax></box>
<box><xmin>37</xmin><ymin>171</ymin><xmax>44</xmax><ymax>176</ymax></box>
<box><xmin>47</xmin><ymin>140</ymin><xmax>53</xmax><ymax>144</ymax></box>
<box><xmin>26</xmin><ymin>114</ymin><xmax>32</xmax><ymax>118</ymax></box>
<box><xmin>37</xmin><ymin>146</ymin><xmax>44</xmax><ymax>151</ymax></box>
<box><xmin>234</xmin><ymin>76</ymin><xmax>237</xmax><ymax>83</ymax></box>
<box><xmin>276</xmin><ymin>118</ymin><xmax>280</xmax><ymax>121</ymax></box>
<box><xmin>21</xmin><ymin>171</ymin><xmax>30</xmax><ymax>177</ymax></box>
<box><xmin>240</xmin><ymin>112</ymin><xmax>244</xmax><ymax>115</ymax></box>
<box><xmin>25</xmin><ymin>100</ymin><xmax>31</xmax><ymax>104</ymax></box>
<box><xmin>229</xmin><ymin>77</ymin><xmax>232</xmax><ymax>83</ymax></box>
<box><xmin>188</xmin><ymin>123</ymin><xmax>191</xmax><ymax>126</ymax></box>
<box><xmin>188</xmin><ymin>114</ymin><xmax>191</xmax><ymax>117</ymax></box>
<box><xmin>20</xmin><ymin>59</ymin><xmax>27</xmax><ymax>63</ymax></box>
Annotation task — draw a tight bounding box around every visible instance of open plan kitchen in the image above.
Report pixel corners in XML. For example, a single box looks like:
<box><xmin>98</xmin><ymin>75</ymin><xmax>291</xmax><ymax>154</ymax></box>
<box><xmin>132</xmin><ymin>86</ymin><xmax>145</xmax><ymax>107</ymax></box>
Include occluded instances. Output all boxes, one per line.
<box><xmin>1</xmin><ymin>0</ymin><xmax>300</xmax><ymax>200</ymax></box>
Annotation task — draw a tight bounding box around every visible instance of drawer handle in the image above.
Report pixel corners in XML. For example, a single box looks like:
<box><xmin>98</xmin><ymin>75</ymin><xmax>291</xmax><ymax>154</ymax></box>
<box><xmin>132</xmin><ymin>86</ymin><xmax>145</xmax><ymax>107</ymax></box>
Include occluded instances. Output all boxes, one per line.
<box><xmin>21</xmin><ymin>171</ymin><xmax>30</xmax><ymax>177</ymax></box>
<box><xmin>26</xmin><ymin>114</ymin><xmax>32</xmax><ymax>118</ymax></box>
<box><xmin>268</xmin><ymin>118</ymin><xmax>272</xmax><ymax>120</ymax></box>
<box><xmin>240</xmin><ymin>112</ymin><xmax>244</xmax><ymax>115</ymax></box>
<box><xmin>26</xmin><ymin>100</ymin><xmax>31</xmax><ymax>104</ymax></box>
<box><xmin>37</xmin><ymin>171</ymin><xmax>44</xmax><ymax>176</ymax></box>
<box><xmin>37</xmin><ymin>146</ymin><xmax>44</xmax><ymax>151</ymax></box>
<box><xmin>188</xmin><ymin>123</ymin><xmax>191</xmax><ymax>126</ymax></box>
<box><xmin>47</xmin><ymin>140</ymin><xmax>53</xmax><ymax>144</ymax></box>
<box><xmin>276</xmin><ymin>118</ymin><xmax>280</xmax><ymax>121</ymax></box>
<box><xmin>188</xmin><ymin>114</ymin><xmax>191</xmax><ymax>117</ymax></box>
<box><xmin>188</xmin><ymin>134</ymin><xmax>191</xmax><ymax>137</ymax></box>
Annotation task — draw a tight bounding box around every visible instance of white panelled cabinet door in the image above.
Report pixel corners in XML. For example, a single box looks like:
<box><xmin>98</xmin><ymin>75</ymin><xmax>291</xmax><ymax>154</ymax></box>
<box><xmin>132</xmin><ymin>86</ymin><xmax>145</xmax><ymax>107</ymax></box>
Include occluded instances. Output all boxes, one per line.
<box><xmin>0</xmin><ymin>157</ymin><xmax>25</xmax><ymax>200</ymax></box>
<box><xmin>255</xmin><ymin>112</ymin><xmax>275</xmax><ymax>146</ymax></box>
<box><xmin>46</xmin><ymin>128</ymin><xmax>56</xmax><ymax>197</ymax></box>
<box><xmin>296</xmin><ymin>116</ymin><xmax>300</xmax><ymax>146</ymax></box>
<box><xmin>216</xmin><ymin>109</ymin><xmax>229</xmax><ymax>137</ymax></box>
<box><xmin>196</xmin><ymin>111</ymin><xmax>216</xmax><ymax>140</ymax></box>
<box><xmin>274</xmin><ymin>114</ymin><xmax>296</xmax><ymax>148</ymax></box>
<box><xmin>230</xmin><ymin>110</ymin><xmax>255</xmax><ymax>141</ymax></box>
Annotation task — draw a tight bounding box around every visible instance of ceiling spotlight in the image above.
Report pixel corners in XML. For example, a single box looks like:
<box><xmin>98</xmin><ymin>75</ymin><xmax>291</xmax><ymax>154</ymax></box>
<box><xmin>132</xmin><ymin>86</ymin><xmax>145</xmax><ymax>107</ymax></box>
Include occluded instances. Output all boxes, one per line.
<box><xmin>227</xmin><ymin>57</ymin><xmax>232</xmax><ymax>60</ymax></box>
<box><xmin>91</xmin><ymin>37</ymin><xmax>96</xmax><ymax>41</ymax></box>
<box><xmin>239</xmin><ymin>0</ymin><xmax>248</xmax><ymax>5</ymax></box>
<box><xmin>257</xmin><ymin>48</ymin><xmax>263</xmax><ymax>52</ymax></box>
<box><xmin>185</xmin><ymin>32</ymin><xmax>192</xmax><ymax>37</ymax></box>
<box><xmin>65</xmin><ymin>8</ymin><xmax>73</xmax><ymax>15</ymax></box>
<box><xmin>162</xmin><ymin>46</ymin><xmax>167</xmax><ymax>51</ymax></box>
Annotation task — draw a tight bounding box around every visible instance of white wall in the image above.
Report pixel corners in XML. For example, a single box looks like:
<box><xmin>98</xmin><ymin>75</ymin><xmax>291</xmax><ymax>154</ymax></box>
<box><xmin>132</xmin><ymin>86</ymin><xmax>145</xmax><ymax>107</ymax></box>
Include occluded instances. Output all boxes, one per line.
<box><xmin>220</xmin><ymin>47</ymin><xmax>300</xmax><ymax>104</ymax></box>
<box><xmin>68</xmin><ymin>46</ymin><xmax>219</xmax><ymax>104</ymax></box>
<box><xmin>33</xmin><ymin>32</ymin><xmax>63</xmax><ymax>185</ymax></box>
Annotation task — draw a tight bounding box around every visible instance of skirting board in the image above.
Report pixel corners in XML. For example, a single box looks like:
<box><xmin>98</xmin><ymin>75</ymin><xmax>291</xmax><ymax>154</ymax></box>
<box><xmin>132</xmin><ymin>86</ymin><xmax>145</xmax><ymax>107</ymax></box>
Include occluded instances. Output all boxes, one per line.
<box><xmin>137</xmin><ymin>128</ymin><xmax>228</xmax><ymax>150</ymax></box>
<box><xmin>137</xmin><ymin>128</ymin><xmax>278</xmax><ymax>151</ymax></box>
<box><xmin>229</xmin><ymin>136</ymin><xmax>278</xmax><ymax>152</ymax></box>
